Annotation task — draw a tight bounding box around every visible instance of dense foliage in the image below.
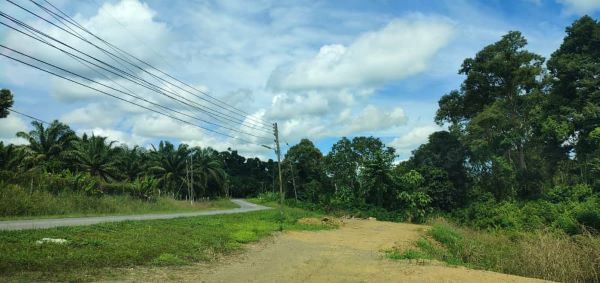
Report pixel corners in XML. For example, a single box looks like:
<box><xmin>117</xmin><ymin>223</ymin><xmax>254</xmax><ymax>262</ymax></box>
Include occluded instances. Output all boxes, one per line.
<box><xmin>281</xmin><ymin>16</ymin><xmax>600</xmax><ymax>234</ymax></box>
<box><xmin>0</xmin><ymin>122</ymin><xmax>277</xmax><ymax>208</ymax></box>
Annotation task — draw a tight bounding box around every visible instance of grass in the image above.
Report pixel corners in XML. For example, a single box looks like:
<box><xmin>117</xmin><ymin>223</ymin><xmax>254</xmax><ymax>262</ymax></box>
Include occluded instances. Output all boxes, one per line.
<box><xmin>386</xmin><ymin>219</ymin><xmax>600</xmax><ymax>282</ymax></box>
<box><xmin>0</xmin><ymin>187</ymin><xmax>238</xmax><ymax>219</ymax></box>
<box><xmin>0</xmin><ymin>206</ymin><xmax>334</xmax><ymax>282</ymax></box>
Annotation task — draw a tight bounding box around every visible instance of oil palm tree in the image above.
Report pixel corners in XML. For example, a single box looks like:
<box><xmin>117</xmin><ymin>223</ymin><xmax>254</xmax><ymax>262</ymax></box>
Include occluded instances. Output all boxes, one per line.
<box><xmin>0</xmin><ymin>142</ymin><xmax>27</xmax><ymax>171</ymax></box>
<box><xmin>16</xmin><ymin>120</ymin><xmax>77</xmax><ymax>172</ymax></box>
<box><xmin>192</xmin><ymin>147</ymin><xmax>227</xmax><ymax>197</ymax></box>
<box><xmin>69</xmin><ymin>134</ymin><xmax>118</xmax><ymax>181</ymax></box>
<box><xmin>115</xmin><ymin>145</ymin><xmax>147</xmax><ymax>181</ymax></box>
<box><xmin>149</xmin><ymin>141</ymin><xmax>189</xmax><ymax>199</ymax></box>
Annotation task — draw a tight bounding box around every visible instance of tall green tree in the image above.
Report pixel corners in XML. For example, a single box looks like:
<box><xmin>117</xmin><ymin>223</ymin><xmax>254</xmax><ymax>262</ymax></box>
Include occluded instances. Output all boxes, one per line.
<box><xmin>149</xmin><ymin>141</ymin><xmax>190</xmax><ymax>198</ymax></box>
<box><xmin>545</xmin><ymin>16</ymin><xmax>600</xmax><ymax>187</ymax></box>
<box><xmin>69</xmin><ymin>134</ymin><xmax>118</xmax><ymax>181</ymax></box>
<box><xmin>436</xmin><ymin>31</ymin><xmax>546</xmax><ymax>198</ymax></box>
<box><xmin>0</xmin><ymin>89</ymin><xmax>13</xmax><ymax>118</ymax></box>
<box><xmin>115</xmin><ymin>145</ymin><xmax>147</xmax><ymax>181</ymax></box>
<box><xmin>325</xmin><ymin>137</ymin><xmax>359</xmax><ymax>192</ymax></box>
<box><xmin>192</xmin><ymin>147</ymin><xmax>227</xmax><ymax>198</ymax></box>
<box><xmin>284</xmin><ymin>139</ymin><xmax>327</xmax><ymax>202</ymax></box>
<box><xmin>359</xmin><ymin>149</ymin><xmax>396</xmax><ymax>208</ymax></box>
<box><xmin>408</xmin><ymin>131</ymin><xmax>469</xmax><ymax>209</ymax></box>
<box><xmin>16</xmin><ymin>120</ymin><xmax>77</xmax><ymax>172</ymax></box>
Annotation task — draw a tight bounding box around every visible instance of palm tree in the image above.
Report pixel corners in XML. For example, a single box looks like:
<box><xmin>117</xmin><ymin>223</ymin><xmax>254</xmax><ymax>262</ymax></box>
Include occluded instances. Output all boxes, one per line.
<box><xmin>0</xmin><ymin>142</ymin><xmax>27</xmax><ymax>171</ymax></box>
<box><xmin>69</xmin><ymin>134</ymin><xmax>118</xmax><ymax>181</ymax></box>
<box><xmin>149</xmin><ymin>141</ymin><xmax>189</xmax><ymax>199</ymax></box>
<box><xmin>192</xmin><ymin>147</ymin><xmax>227</xmax><ymax>198</ymax></box>
<box><xmin>16</xmin><ymin>120</ymin><xmax>77</xmax><ymax>172</ymax></box>
<box><xmin>115</xmin><ymin>145</ymin><xmax>146</xmax><ymax>181</ymax></box>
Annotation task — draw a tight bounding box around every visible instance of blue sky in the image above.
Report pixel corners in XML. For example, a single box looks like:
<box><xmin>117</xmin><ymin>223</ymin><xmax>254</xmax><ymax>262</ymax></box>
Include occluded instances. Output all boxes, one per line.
<box><xmin>1</xmin><ymin>0</ymin><xmax>599</xmax><ymax>160</ymax></box>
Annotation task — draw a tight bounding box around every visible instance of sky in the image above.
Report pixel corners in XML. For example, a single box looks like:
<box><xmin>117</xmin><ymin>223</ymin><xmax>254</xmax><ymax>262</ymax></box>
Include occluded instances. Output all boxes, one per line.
<box><xmin>1</xmin><ymin>0</ymin><xmax>599</xmax><ymax>161</ymax></box>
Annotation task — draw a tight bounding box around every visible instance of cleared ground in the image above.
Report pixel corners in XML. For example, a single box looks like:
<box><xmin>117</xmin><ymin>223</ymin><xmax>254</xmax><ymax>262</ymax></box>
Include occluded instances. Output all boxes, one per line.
<box><xmin>115</xmin><ymin>218</ymin><xmax>550</xmax><ymax>283</ymax></box>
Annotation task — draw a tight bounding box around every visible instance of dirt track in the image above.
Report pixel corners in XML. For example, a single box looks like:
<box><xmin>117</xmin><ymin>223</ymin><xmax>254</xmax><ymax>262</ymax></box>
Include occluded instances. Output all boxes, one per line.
<box><xmin>115</xmin><ymin>219</ymin><xmax>549</xmax><ymax>283</ymax></box>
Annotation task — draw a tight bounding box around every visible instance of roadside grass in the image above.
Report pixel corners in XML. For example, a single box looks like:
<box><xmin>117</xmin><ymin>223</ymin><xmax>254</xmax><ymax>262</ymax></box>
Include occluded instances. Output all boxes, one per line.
<box><xmin>0</xmin><ymin>188</ymin><xmax>237</xmax><ymax>220</ymax></box>
<box><xmin>386</xmin><ymin>219</ymin><xmax>600</xmax><ymax>282</ymax></box>
<box><xmin>0</xmin><ymin>206</ymin><xmax>334</xmax><ymax>282</ymax></box>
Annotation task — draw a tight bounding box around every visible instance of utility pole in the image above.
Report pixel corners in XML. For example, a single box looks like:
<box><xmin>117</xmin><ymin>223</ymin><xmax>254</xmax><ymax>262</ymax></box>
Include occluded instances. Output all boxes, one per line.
<box><xmin>190</xmin><ymin>154</ymin><xmax>194</xmax><ymax>204</ymax></box>
<box><xmin>186</xmin><ymin>158</ymin><xmax>190</xmax><ymax>201</ymax></box>
<box><xmin>274</xmin><ymin>122</ymin><xmax>284</xmax><ymax>230</ymax></box>
<box><xmin>289</xmin><ymin>161</ymin><xmax>298</xmax><ymax>201</ymax></box>
<box><xmin>285</xmin><ymin>142</ymin><xmax>298</xmax><ymax>201</ymax></box>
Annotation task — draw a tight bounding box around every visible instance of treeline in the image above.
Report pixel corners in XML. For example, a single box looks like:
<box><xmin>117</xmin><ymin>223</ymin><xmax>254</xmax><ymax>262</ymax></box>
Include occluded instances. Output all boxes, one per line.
<box><xmin>276</xmin><ymin>16</ymin><xmax>600</xmax><ymax>234</ymax></box>
<box><xmin>0</xmin><ymin>119</ymin><xmax>277</xmax><ymax>204</ymax></box>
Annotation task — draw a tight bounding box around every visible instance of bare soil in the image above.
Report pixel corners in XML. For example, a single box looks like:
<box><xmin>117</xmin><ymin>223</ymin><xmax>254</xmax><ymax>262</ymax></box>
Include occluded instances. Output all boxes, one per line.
<box><xmin>110</xmin><ymin>218</ymin><xmax>550</xmax><ymax>283</ymax></box>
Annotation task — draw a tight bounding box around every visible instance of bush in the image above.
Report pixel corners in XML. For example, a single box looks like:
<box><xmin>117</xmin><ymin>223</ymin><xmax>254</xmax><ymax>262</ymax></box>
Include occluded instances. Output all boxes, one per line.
<box><xmin>400</xmin><ymin>220</ymin><xmax>600</xmax><ymax>282</ymax></box>
<box><xmin>256</xmin><ymin>191</ymin><xmax>280</xmax><ymax>203</ymax></box>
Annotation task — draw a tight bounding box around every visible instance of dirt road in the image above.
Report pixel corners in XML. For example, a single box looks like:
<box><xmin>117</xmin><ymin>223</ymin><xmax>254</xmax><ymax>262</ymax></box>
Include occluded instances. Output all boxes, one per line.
<box><xmin>116</xmin><ymin>218</ymin><xmax>549</xmax><ymax>283</ymax></box>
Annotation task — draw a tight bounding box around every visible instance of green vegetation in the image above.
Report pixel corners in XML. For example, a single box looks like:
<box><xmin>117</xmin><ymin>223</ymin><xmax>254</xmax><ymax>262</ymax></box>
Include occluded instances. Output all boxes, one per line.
<box><xmin>0</xmin><ymin>207</ymin><xmax>333</xmax><ymax>282</ymax></box>
<box><xmin>387</xmin><ymin>221</ymin><xmax>600</xmax><ymax>282</ymax></box>
<box><xmin>0</xmin><ymin>186</ymin><xmax>236</xmax><ymax>220</ymax></box>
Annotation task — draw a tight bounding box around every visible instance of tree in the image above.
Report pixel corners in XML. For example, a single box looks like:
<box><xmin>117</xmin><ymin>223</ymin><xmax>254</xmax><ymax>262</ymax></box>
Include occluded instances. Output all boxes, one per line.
<box><xmin>0</xmin><ymin>89</ymin><xmax>13</xmax><ymax>118</ymax></box>
<box><xmin>115</xmin><ymin>145</ymin><xmax>147</xmax><ymax>181</ymax></box>
<box><xmin>192</xmin><ymin>147</ymin><xmax>227</xmax><ymax>198</ymax></box>
<box><xmin>69</xmin><ymin>134</ymin><xmax>118</xmax><ymax>181</ymax></box>
<box><xmin>408</xmin><ymin>131</ymin><xmax>469</xmax><ymax>209</ymax></box>
<box><xmin>435</xmin><ymin>31</ymin><xmax>546</xmax><ymax>198</ymax></box>
<box><xmin>0</xmin><ymin>142</ymin><xmax>26</xmax><ymax>170</ymax></box>
<box><xmin>359</xmin><ymin>149</ymin><xmax>396</xmax><ymax>208</ymax></box>
<box><xmin>148</xmin><ymin>141</ymin><xmax>190</xmax><ymax>199</ymax></box>
<box><xmin>325</xmin><ymin>137</ymin><xmax>359</xmax><ymax>192</ymax></box>
<box><xmin>545</xmin><ymin>16</ymin><xmax>600</xmax><ymax>187</ymax></box>
<box><xmin>283</xmin><ymin>139</ymin><xmax>326</xmax><ymax>202</ymax></box>
<box><xmin>16</xmin><ymin>120</ymin><xmax>77</xmax><ymax>172</ymax></box>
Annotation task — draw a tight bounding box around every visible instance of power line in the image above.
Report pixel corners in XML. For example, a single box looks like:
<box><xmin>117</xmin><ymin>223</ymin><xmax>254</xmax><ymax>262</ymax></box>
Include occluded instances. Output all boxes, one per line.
<box><xmin>0</xmin><ymin>13</ymin><xmax>274</xmax><ymax>136</ymax></box>
<box><xmin>46</xmin><ymin>0</ymin><xmax>273</xmax><ymax>128</ymax></box>
<box><xmin>17</xmin><ymin>0</ymin><xmax>274</xmax><ymax>129</ymax></box>
<box><xmin>0</xmin><ymin>51</ymin><xmax>261</xmax><ymax>144</ymax></box>
<box><xmin>7</xmin><ymin>108</ymin><xmax>50</xmax><ymax>124</ymax></box>
<box><xmin>0</xmin><ymin>6</ymin><xmax>273</xmax><ymax>134</ymax></box>
<box><xmin>0</xmin><ymin>44</ymin><xmax>273</xmax><ymax>141</ymax></box>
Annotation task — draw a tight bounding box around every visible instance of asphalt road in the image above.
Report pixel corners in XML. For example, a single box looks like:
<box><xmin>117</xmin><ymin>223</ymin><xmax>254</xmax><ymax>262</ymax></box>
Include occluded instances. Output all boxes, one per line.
<box><xmin>0</xmin><ymin>199</ymin><xmax>270</xmax><ymax>231</ymax></box>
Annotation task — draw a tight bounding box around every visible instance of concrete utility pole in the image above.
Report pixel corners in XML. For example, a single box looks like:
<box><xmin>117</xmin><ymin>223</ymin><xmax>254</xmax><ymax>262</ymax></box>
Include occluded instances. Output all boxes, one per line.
<box><xmin>285</xmin><ymin>142</ymin><xmax>298</xmax><ymax>201</ymax></box>
<box><xmin>190</xmin><ymin>154</ymin><xmax>194</xmax><ymax>204</ymax></box>
<box><xmin>274</xmin><ymin>123</ymin><xmax>284</xmax><ymax>230</ymax></box>
<box><xmin>289</xmin><ymin>161</ymin><xmax>298</xmax><ymax>201</ymax></box>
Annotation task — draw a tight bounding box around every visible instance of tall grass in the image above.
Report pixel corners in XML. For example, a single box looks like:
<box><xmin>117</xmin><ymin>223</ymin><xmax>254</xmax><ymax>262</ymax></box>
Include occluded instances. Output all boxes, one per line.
<box><xmin>389</xmin><ymin>219</ymin><xmax>600</xmax><ymax>282</ymax></box>
<box><xmin>0</xmin><ymin>183</ymin><xmax>237</xmax><ymax>218</ymax></box>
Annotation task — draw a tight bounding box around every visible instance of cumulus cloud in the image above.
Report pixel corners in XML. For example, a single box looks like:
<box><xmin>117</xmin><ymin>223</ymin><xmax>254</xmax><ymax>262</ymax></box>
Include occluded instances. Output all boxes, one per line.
<box><xmin>0</xmin><ymin>115</ymin><xmax>29</xmax><ymax>145</ymax></box>
<box><xmin>61</xmin><ymin>103</ymin><xmax>121</xmax><ymax>128</ymax></box>
<box><xmin>268</xmin><ymin>14</ymin><xmax>455</xmax><ymax>91</ymax></box>
<box><xmin>2</xmin><ymin>0</ymin><xmax>171</xmax><ymax>102</ymax></box>
<box><xmin>78</xmin><ymin>127</ymin><xmax>148</xmax><ymax>147</ymax></box>
<box><xmin>557</xmin><ymin>0</ymin><xmax>600</xmax><ymax>15</ymax></box>
<box><xmin>389</xmin><ymin>125</ymin><xmax>443</xmax><ymax>156</ymax></box>
<box><xmin>335</xmin><ymin>105</ymin><xmax>407</xmax><ymax>135</ymax></box>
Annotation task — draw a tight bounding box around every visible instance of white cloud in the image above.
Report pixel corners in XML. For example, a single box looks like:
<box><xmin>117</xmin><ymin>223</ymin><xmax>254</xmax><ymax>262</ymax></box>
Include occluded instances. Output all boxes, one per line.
<box><xmin>389</xmin><ymin>125</ymin><xmax>443</xmax><ymax>156</ymax></box>
<box><xmin>0</xmin><ymin>115</ymin><xmax>29</xmax><ymax>145</ymax></box>
<box><xmin>557</xmin><ymin>0</ymin><xmax>600</xmax><ymax>15</ymax></box>
<box><xmin>335</xmin><ymin>105</ymin><xmax>407</xmax><ymax>135</ymax></box>
<box><xmin>2</xmin><ymin>0</ymin><xmax>171</xmax><ymax>103</ymax></box>
<box><xmin>268</xmin><ymin>14</ymin><xmax>455</xmax><ymax>91</ymax></box>
<box><xmin>78</xmin><ymin>127</ymin><xmax>148</xmax><ymax>147</ymax></box>
<box><xmin>61</xmin><ymin>103</ymin><xmax>121</xmax><ymax>128</ymax></box>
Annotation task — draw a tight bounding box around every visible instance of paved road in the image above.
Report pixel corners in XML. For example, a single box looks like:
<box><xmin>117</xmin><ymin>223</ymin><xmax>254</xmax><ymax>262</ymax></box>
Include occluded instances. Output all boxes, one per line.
<box><xmin>0</xmin><ymin>199</ymin><xmax>270</xmax><ymax>231</ymax></box>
